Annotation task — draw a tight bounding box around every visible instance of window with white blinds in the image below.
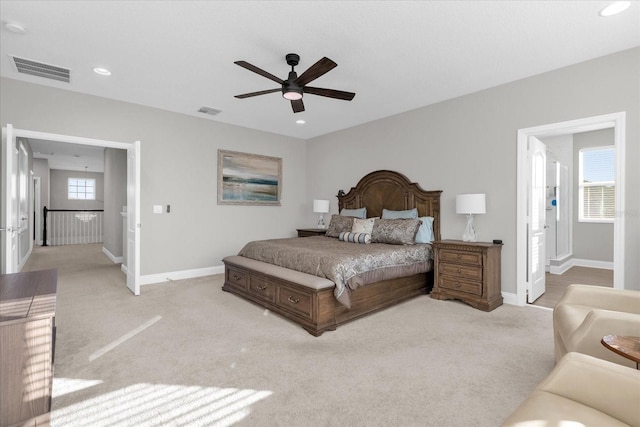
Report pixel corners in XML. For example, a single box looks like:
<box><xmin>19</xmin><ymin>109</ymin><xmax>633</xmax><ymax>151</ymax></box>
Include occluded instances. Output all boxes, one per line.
<box><xmin>578</xmin><ymin>146</ymin><xmax>614</xmax><ymax>223</ymax></box>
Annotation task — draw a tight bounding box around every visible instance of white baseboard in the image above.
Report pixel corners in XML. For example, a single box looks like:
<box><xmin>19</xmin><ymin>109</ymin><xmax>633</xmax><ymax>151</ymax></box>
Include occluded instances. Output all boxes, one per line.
<box><xmin>102</xmin><ymin>246</ymin><xmax>123</xmax><ymax>264</ymax></box>
<box><xmin>549</xmin><ymin>260</ymin><xmax>573</xmax><ymax>275</ymax></box>
<box><xmin>140</xmin><ymin>265</ymin><xmax>225</xmax><ymax>286</ymax></box>
<box><xmin>502</xmin><ymin>292</ymin><xmax>518</xmax><ymax>306</ymax></box>
<box><xmin>549</xmin><ymin>257</ymin><xmax>613</xmax><ymax>274</ymax></box>
<box><xmin>571</xmin><ymin>258</ymin><xmax>613</xmax><ymax>270</ymax></box>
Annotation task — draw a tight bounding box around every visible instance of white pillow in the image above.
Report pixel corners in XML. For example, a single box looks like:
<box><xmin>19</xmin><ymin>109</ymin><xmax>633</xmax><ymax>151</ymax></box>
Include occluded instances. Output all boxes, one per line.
<box><xmin>352</xmin><ymin>217</ymin><xmax>376</xmax><ymax>234</ymax></box>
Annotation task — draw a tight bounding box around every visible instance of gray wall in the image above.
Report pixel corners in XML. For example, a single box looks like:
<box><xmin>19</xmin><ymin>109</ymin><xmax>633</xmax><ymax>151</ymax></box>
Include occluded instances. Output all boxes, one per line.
<box><xmin>306</xmin><ymin>47</ymin><xmax>640</xmax><ymax>292</ymax></box>
<box><xmin>32</xmin><ymin>158</ymin><xmax>50</xmax><ymax>209</ymax></box>
<box><xmin>572</xmin><ymin>128</ymin><xmax>614</xmax><ymax>262</ymax></box>
<box><xmin>50</xmin><ymin>170</ymin><xmax>104</xmax><ymax>210</ymax></box>
<box><xmin>103</xmin><ymin>148</ymin><xmax>127</xmax><ymax>258</ymax></box>
<box><xmin>0</xmin><ymin>77</ymin><xmax>307</xmax><ymax>276</ymax></box>
<box><xmin>1</xmin><ymin>48</ymin><xmax>637</xmax><ymax>291</ymax></box>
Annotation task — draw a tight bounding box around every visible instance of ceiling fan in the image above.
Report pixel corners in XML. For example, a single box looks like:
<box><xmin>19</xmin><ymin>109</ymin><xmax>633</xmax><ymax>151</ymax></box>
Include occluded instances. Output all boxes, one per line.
<box><xmin>234</xmin><ymin>53</ymin><xmax>356</xmax><ymax>113</ymax></box>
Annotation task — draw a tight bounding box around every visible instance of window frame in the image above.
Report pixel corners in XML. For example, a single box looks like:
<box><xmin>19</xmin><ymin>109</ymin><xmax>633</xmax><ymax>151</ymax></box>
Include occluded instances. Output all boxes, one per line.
<box><xmin>578</xmin><ymin>145</ymin><xmax>615</xmax><ymax>224</ymax></box>
<box><xmin>68</xmin><ymin>177</ymin><xmax>96</xmax><ymax>201</ymax></box>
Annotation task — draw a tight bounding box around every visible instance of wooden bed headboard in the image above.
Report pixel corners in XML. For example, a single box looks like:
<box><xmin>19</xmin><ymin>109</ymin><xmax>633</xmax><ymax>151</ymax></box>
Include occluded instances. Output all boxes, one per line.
<box><xmin>337</xmin><ymin>170</ymin><xmax>442</xmax><ymax>241</ymax></box>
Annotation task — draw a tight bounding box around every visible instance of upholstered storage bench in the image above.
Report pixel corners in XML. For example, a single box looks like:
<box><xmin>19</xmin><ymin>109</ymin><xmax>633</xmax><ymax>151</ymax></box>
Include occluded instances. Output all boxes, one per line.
<box><xmin>222</xmin><ymin>255</ymin><xmax>430</xmax><ymax>336</ymax></box>
<box><xmin>222</xmin><ymin>256</ymin><xmax>337</xmax><ymax>336</ymax></box>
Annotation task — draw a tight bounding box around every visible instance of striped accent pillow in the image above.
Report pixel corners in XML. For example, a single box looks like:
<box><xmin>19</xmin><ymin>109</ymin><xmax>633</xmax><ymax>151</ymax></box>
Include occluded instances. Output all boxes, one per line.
<box><xmin>339</xmin><ymin>231</ymin><xmax>371</xmax><ymax>244</ymax></box>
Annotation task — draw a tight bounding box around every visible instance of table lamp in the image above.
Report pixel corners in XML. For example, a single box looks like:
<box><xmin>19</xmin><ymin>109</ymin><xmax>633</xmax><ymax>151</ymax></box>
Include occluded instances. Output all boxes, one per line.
<box><xmin>313</xmin><ymin>199</ymin><xmax>330</xmax><ymax>229</ymax></box>
<box><xmin>456</xmin><ymin>194</ymin><xmax>486</xmax><ymax>242</ymax></box>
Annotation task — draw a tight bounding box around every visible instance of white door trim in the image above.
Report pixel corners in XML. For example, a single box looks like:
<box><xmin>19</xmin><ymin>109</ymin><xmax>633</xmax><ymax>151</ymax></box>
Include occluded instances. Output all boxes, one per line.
<box><xmin>4</xmin><ymin>127</ymin><xmax>141</xmax><ymax>293</ymax></box>
<box><xmin>516</xmin><ymin>112</ymin><xmax>625</xmax><ymax>306</ymax></box>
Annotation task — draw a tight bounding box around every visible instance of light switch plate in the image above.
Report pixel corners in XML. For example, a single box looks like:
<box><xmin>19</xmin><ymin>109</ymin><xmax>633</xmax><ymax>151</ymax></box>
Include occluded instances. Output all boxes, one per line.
<box><xmin>153</xmin><ymin>205</ymin><xmax>163</xmax><ymax>214</ymax></box>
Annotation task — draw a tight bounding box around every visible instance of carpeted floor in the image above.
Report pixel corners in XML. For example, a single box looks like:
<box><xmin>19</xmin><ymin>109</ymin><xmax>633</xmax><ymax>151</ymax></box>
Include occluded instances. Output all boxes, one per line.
<box><xmin>23</xmin><ymin>244</ymin><xmax>555</xmax><ymax>427</ymax></box>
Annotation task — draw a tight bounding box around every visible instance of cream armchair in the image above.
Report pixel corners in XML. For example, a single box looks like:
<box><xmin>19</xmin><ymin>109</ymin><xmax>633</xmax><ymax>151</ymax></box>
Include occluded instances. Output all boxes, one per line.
<box><xmin>502</xmin><ymin>352</ymin><xmax>640</xmax><ymax>426</ymax></box>
<box><xmin>554</xmin><ymin>284</ymin><xmax>640</xmax><ymax>368</ymax></box>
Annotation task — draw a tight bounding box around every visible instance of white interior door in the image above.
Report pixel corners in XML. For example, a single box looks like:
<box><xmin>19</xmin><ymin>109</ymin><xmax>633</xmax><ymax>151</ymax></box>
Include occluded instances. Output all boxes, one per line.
<box><xmin>528</xmin><ymin>136</ymin><xmax>546</xmax><ymax>303</ymax></box>
<box><xmin>17</xmin><ymin>140</ymin><xmax>31</xmax><ymax>270</ymax></box>
<box><xmin>126</xmin><ymin>140</ymin><xmax>141</xmax><ymax>295</ymax></box>
<box><xmin>1</xmin><ymin>125</ymin><xmax>19</xmax><ymax>274</ymax></box>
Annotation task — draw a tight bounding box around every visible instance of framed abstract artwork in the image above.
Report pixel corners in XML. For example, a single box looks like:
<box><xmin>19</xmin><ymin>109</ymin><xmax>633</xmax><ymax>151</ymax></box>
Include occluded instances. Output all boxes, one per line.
<box><xmin>217</xmin><ymin>149</ymin><xmax>282</xmax><ymax>205</ymax></box>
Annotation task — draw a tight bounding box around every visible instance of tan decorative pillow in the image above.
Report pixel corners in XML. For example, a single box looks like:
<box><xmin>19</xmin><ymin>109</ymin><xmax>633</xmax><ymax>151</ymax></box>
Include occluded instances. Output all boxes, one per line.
<box><xmin>371</xmin><ymin>218</ymin><xmax>421</xmax><ymax>245</ymax></box>
<box><xmin>352</xmin><ymin>217</ymin><xmax>376</xmax><ymax>234</ymax></box>
<box><xmin>326</xmin><ymin>214</ymin><xmax>355</xmax><ymax>238</ymax></box>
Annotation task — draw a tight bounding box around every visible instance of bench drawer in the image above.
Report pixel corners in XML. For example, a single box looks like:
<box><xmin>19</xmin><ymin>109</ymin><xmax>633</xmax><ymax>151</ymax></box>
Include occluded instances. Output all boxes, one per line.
<box><xmin>248</xmin><ymin>276</ymin><xmax>276</xmax><ymax>302</ymax></box>
<box><xmin>226</xmin><ymin>267</ymin><xmax>247</xmax><ymax>290</ymax></box>
<box><xmin>277</xmin><ymin>285</ymin><xmax>313</xmax><ymax>320</ymax></box>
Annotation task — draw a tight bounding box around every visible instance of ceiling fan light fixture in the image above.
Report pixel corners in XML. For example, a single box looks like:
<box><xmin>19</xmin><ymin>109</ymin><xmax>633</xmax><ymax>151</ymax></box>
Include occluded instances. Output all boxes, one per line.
<box><xmin>282</xmin><ymin>87</ymin><xmax>303</xmax><ymax>100</ymax></box>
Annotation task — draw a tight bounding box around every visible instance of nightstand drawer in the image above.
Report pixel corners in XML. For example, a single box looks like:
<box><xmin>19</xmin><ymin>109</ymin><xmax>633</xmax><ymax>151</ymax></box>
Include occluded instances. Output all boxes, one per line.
<box><xmin>439</xmin><ymin>249</ymin><xmax>482</xmax><ymax>266</ymax></box>
<box><xmin>438</xmin><ymin>262</ymin><xmax>483</xmax><ymax>281</ymax></box>
<box><xmin>277</xmin><ymin>285</ymin><xmax>313</xmax><ymax>320</ymax></box>
<box><xmin>438</xmin><ymin>276</ymin><xmax>482</xmax><ymax>296</ymax></box>
<box><xmin>248</xmin><ymin>277</ymin><xmax>276</xmax><ymax>302</ymax></box>
<box><xmin>226</xmin><ymin>267</ymin><xmax>247</xmax><ymax>290</ymax></box>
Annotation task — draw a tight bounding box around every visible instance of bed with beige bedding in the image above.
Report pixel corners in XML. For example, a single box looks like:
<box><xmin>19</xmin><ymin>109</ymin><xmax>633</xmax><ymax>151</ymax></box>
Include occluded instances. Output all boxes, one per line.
<box><xmin>222</xmin><ymin>170</ymin><xmax>442</xmax><ymax>336</ymax></box>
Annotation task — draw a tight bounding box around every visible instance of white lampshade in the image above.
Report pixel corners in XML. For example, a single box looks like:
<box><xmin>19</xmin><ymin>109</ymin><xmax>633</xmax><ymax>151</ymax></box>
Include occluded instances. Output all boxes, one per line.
<box><xmin>456</xmin><ymin>194</ymin><xmax>486</xmax><ymax>215</ymax></box>
<box><xmin>313</xmin><ymin>199</ymin><xmax>330</xmax><ymax>213</ymax></box>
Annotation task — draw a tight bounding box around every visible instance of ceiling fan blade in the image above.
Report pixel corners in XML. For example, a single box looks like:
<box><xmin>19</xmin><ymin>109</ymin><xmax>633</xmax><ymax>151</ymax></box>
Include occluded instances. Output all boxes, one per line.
<box><xmin>291</xmin><ymin>99</ymin><xmax>305</xmax><ymax>113</ymax></box>
<box><xmin>294</xmin><ymin>57</ymin><xmax>337</xmax><ymax>86</ymax></box>
<box><xmin>234</xmin><ymin>88</ymin><xmax>281</xmax><ymax>99</ymax></box>
<box><xmin>304</xmin><ymin>86</ymin><xmax>356</xmax><ymax>101</ymax></box>
<box><xmin>234</xmin><ymin>61</ymin><xmax>283</xmax><ymax>84</ymax></box>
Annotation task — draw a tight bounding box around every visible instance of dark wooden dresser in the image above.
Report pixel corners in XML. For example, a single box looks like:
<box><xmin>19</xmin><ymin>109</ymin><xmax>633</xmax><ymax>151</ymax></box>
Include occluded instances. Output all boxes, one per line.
<box><xmin>0</xmin><ymin>269</ymin><xmax>57</xmax><ymax>427</ymax></box>
<box><xmin>296</xmin><ymin>228</ymin><xmax>327</xmax><ymax>237</ymax></box>
<box><xmin>430</xmin><ymin>240</ymin><xmax>503</xmax><ymax>311</ymax></box>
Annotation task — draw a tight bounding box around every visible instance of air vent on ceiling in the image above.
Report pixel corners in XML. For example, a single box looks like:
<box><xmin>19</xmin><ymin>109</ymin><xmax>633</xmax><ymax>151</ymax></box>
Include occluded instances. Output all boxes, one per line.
<box><xmin>11</xmin><ymin>56</ymin><xmax>71</xmax><ymax>83</ymax></box>
<box><xmin>198</xmin><ymin>106</ymin><xmax>222</xmax><ymax>116</ymax></box>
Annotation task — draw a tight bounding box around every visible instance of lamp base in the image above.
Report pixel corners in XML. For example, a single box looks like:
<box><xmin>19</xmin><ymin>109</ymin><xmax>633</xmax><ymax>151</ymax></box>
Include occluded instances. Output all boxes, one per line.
<box><xmin>317</xmin><ymin>213</ymin><xmax>326</xmax><ymax>229</ymax></box>
<box><xmin>462</xmin><ymin>214</ymin><xmax>478</xmax><ymax>242</ymax></box>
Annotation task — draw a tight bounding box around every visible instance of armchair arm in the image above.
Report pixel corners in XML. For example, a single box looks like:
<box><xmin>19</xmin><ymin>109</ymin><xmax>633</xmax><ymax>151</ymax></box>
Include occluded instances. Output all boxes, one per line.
<box><xmin>557</xmin><ymin>285</ymin><xmax>640</xmax><ymax>314</ymax></box>
<box><xmin>567</xmin><ymin>309</ymin><xmax>640</xmax><ymax>366</ymax></box>
<box><xmin>538</xmin><ymin>352</ymin><xmax>640</xmax><ymax>427</ymax></box>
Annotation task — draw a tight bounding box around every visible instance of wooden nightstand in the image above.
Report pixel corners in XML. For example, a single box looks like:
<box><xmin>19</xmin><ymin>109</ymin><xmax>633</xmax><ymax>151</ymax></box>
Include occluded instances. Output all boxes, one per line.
<box><xmin>296</xmin><ymin>228</ymin><xmax>327</xmax><ymax>237</ymax></box>
<box><xmin>431</xmin><ymin>240</ymin><xmax>503</xmax><ymax>311</ymax></box>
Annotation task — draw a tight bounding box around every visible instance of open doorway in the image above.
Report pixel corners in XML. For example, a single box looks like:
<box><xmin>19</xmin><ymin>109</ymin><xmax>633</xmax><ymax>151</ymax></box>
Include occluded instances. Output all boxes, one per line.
<box><xmin>516</xmin><ymin>112</ymin><xmax>626</xmax><ymax>307</ymax></box>
<box><xmin>1</xmin><ymin>125</ymin><xmax>141</xmax><ymax>295</ymax></box>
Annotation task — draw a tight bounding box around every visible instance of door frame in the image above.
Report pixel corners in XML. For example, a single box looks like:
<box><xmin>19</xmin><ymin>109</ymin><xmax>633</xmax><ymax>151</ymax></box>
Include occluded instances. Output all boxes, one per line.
<box><xmin>2</xmin><ymin>127</ymin><xmax>140</xmax><ymax>292</ymax></box>
<box><xmin>516</xmin><ymin>112</ymin><xmax>626</xmax><ymax>306</ymax></box>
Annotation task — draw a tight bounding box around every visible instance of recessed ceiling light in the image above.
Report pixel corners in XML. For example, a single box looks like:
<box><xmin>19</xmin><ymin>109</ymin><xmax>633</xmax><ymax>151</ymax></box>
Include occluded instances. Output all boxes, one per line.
<box><xmin>296</xmin><ymin>120</ymin><xmax>306</xmax><ymax>124</ymax></box>
<box><xmin>4</xmin><ymin>22</ymin><xmax>26</xmax><ymax>34</ymax></box>
<box><xmin>93</xmin><ymin>67</ymin><xmax>111</xmax><ymax>76</ymax></box>
<box><xmin>599</xmin><ymin>1</ymin><xmax>631</xmax><ymax>17</ymax></box>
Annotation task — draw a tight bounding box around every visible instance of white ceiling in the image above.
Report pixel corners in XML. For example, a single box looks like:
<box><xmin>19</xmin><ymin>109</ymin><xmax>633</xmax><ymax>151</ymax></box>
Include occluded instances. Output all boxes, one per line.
<box><xmin>1</xmin><ymin>0</ymin><xmax>639</xmax><ymax>145</ymax></box>
<box><xmin>26</xmin><ymin>137</ymin><xmax>105</xmax><ymax>172</ymax></box>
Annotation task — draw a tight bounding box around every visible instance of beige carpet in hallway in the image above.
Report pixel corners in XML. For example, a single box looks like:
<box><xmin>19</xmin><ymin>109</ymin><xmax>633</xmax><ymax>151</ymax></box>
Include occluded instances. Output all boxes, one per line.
<box><xmin>23</xmin><ymin>244</ymin><xmax>555</xmax><ymax>427</ymax></box>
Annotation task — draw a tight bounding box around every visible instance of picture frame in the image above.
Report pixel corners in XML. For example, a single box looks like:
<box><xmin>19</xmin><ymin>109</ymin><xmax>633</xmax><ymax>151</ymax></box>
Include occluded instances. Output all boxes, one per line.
<box><xmin>217</xmin><ymin>149</ymin><xmax>282</xmax><ymax>206</ymax></box>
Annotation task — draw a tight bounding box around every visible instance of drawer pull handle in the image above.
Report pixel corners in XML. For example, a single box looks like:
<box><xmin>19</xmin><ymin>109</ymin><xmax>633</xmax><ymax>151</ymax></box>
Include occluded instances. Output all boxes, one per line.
<box><xmin>288</xmin><ymin>296</ymin><xmax>300</xmax><ymax>304</ymax></box>
<box><xmin>457</xmin><ymin>254</ymin><xmax>462</xmax><ymax>259</ymax></box>
<box><xmin>457</xmin><ymin>268</ymin><xmax>461</xmax><ymax>273</ymax></box>
<box><xmin>232</xmin><ymin>273</ymin><xmax>241</xmax><ymax>281</ymax></box>
<box><xmin>256</xmin><ymin>284</ymin><xmax>267</xmax><ymax>291</ymax></box>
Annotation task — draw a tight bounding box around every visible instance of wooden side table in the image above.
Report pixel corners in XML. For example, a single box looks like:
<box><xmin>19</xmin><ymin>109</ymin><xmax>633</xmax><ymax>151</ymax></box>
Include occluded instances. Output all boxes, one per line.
<box><xmin>601</xmin><ymin>335</ymin><xmax>640</xmax><ymax>369</ymax></box>
<box><xmin>297</xmin><ymin>228</ymin><xmax>327</xmax><ymax>237</ymax></box>
<box><xmin>430</xmin><ymin>240</ymin><xmax>503</xmax><ymax>311</ymax></box>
